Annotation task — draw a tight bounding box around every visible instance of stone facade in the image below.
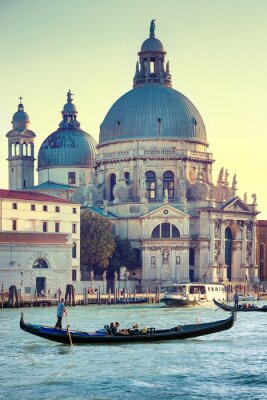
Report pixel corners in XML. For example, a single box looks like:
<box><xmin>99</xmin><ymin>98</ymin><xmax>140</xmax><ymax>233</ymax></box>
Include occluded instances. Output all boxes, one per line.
<box><xmin>0</xmin><ymin>190</ymin><xmax>80</xmax><ymax>295</ymax></box>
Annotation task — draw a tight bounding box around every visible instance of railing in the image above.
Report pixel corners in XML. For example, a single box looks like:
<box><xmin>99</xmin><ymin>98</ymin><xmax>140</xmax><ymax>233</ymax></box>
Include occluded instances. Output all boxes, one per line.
<box><xmin>96</xmin><ymin>148</ymin><xmax>213</xmax><ymax>161</ymax></box>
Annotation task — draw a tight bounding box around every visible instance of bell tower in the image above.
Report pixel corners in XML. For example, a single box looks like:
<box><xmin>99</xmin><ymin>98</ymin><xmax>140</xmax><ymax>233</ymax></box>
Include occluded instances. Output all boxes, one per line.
<box><xmin>6</xmin><ymin>97</ymin><xmax>36</xmax><ymax>190</ymax></box>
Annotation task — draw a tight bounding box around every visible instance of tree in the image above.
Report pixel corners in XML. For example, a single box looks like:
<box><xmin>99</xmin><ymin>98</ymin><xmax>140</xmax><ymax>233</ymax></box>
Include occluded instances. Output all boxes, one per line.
<box><xmin>108</xmin><ymin>236</ymin><xmax>141</xmax><ymax>278</ymax></box>
<box><xmin>80</xmin><ymin>210</ymin><xmax>115</xmax><ymax>272</ymax></box>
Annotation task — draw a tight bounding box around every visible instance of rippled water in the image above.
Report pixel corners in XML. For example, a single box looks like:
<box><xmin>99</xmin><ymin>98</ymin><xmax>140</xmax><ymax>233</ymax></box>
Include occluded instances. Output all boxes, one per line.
<box><xmin>1</xmin><ymin>303</ymin><xmax>267</xmax><ymax>400</ymax></box>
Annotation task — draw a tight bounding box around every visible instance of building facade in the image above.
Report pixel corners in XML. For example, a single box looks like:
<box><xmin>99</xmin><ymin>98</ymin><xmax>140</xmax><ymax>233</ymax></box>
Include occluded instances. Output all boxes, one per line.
<box><xmin>4</xmin><ymin>22</ymin><xmax>261</xmax><ymax>289</ymax></box>
<box><xmin>0</xmin><ymin>189</ymin><xmax>80</xmax><ymax>295</ymax></box>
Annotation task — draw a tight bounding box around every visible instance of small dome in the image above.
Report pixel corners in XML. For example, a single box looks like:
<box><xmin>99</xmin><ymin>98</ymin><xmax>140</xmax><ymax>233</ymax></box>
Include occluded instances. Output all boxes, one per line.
<box><xmin>141</xmin><ymin>37</ymin><xmax>164</xmax><ymax>52</ymax></box>
<box><xmin>63</xmin><ymin>102</ymin><xmax>77</xmax><ymax>114</ymax></box>
<box><xmin>38</xmin><ymin>91</ymin><xmax>96</xmax><ymax>169</ymax></box>
<box><xmin>11</xmin><ymin>101</ymin><xmax>30</xmax><ymax>130</ymax></box>
<box><xmin>38</xmin><ymin>128</ymin><xmax>96</xmax><ymax>169</ymax></box>
<box><xmin>12</xmin><ymin>109</ymin><xmax>30</xmax><ymax>123</ymax></box>
<box><xmin>99</xmin><ymin>85</ymin><xmax>206</xmax><ymax>144</ymax></box>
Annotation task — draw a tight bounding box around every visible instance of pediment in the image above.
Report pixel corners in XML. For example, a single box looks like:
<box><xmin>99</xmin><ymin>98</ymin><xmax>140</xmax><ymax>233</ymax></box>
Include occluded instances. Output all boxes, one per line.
<box><xmin>223</xmin><ymin>197</ymin><xmax>251</xmax><ymax>213</ymax></box>
<box><xmin>139</xmin><ymin>204</ymin><xmax>189</xmax><ymax>221</ymax></box>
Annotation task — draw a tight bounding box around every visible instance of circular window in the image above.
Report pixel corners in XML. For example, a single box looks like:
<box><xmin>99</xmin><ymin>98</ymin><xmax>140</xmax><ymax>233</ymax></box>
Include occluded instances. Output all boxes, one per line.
<box><xmin>163</xmin><ymin>209</ymin><xmax>168</xmax><ymax>215</ymax></box>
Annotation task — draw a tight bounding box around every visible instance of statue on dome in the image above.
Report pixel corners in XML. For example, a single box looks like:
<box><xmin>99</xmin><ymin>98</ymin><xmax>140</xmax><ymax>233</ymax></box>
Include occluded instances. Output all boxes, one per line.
<box><xmin>67</xmin><ymin>90</ymin><xmax>73</xmax><ymax>103</ymax></box>
<box><xmin>150</xmin><ymin>19</ymin><xmax>156</xmax><ymax>36</ymax></box>
<box><xmin>244</xmin><ymin>192</ymin><xmax>247</xmax><ymax>203</ymax></box>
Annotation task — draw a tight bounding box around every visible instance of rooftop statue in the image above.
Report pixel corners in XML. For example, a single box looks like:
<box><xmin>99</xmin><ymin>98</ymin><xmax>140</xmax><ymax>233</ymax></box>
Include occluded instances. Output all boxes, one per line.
<box><xmin>150</xmin><ymin>19</ymin><xmax>156</xmax><ymax>37</ymax></box>
<box><xmin>67</xmin><ymin>90</ymin><xmax>73</xmax><ymax>103</ymax></box>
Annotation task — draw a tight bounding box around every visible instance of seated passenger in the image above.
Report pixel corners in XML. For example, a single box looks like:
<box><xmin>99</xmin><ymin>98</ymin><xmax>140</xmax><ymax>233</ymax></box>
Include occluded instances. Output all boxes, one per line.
<box><xmin>115</xmin><ymin>321</ymin><xmax>120</xmax><ymax>333</ymax></box>
<box><xmin>141</xmin><ymin>326</ymin><xmax>147</xmax><ymax>334</ymax></box>
<box><xmin>133</xmin><ymin>323</ymin><xmax>139</xmax><ymax>332</ymax></box>
<box><xmin>110</xmin><ymin>322</ymin><xmax>116</xmax><ymax>335</ymax></box>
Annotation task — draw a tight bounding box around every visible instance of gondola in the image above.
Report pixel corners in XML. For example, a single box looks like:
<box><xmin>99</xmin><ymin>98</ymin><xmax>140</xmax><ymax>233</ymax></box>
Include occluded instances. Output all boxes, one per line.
<box><xmin>214</xmin><ymin>299</ymin><xmax>267</xmax><ymax>312</ymax></box>
<box><xmin>20</xmin><ymin>311</ymin><xmax>235</xmax><ymax>345</ymax></box>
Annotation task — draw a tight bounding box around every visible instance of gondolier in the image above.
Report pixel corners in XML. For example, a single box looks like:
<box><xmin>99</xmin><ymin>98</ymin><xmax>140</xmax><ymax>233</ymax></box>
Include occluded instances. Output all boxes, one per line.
<box><xmin>234</xmin><ymin>293</ymin><xmax>239</xmax><ymax>308</ymax></box>
<box><xmin>55</xmin><ymin>298</ymin><xmax>67</xmax><ymax>329</ymax></box>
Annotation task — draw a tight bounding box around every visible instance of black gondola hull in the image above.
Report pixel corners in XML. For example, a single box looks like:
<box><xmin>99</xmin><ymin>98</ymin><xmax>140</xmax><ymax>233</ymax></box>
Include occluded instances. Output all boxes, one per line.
<box><xmin>20</xmin><ymin>312</ymin><xmax>235</xmax><ymax>345</ymax></box>
<box><xmin>214</xmin><ymin>299</ymin><xmax>267</xmax><ymax>312</ymax></box>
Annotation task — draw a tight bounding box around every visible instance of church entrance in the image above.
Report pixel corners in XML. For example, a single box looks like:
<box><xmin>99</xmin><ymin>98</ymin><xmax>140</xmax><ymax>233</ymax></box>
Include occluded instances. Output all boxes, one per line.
<box><xmin>225</xmin><ymin>227</ymin><xmax>232</xmax><ymax>280</ymax></box>
<box><xmin>36</xmin><ymin>277</ymin><xmax>45</xmax><ymax>296</ymax></box>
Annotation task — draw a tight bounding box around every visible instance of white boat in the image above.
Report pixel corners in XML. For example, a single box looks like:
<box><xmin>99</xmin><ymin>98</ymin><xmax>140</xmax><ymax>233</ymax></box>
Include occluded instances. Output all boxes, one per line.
<box><xmin>160</xmin><ymin>283</ymin><xmax>226</xmax><ymax>307</ymax></box>
<box><xmin>228</xmin><ymin>293</ymin><xmax>258</xmax><ymax>301</ymax></box>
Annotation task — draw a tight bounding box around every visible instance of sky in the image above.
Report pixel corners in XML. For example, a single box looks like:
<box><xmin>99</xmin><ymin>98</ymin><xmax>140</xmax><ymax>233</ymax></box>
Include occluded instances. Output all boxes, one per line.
<box><xmin>1</xmin><ymin>0</ymin><xmax>267</xmax><ymax>217</ymax></box>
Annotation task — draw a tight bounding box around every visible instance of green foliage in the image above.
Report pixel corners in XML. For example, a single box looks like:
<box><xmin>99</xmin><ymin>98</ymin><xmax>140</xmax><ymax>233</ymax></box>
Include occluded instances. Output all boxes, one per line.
<box><xmin>80</xmin><ymin>210</ymin><xmax>115</xmax><ymax>270</ymax></box>
<box><xmin>108</xmin><ymin>236</ymin><xmax>141</xmax><ymax>277</ymax></box>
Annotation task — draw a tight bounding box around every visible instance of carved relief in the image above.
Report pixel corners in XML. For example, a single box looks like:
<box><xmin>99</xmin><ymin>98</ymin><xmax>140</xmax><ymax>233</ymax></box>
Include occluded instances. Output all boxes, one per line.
<box><xmin>246</xmin><ymin>223</ymin><xmax>252</xmax><ymax>240</ymax></box>
<box><xmin>162</xmin><ymin>247</ymin><xmax>169</xmax><ymax>266</ymax></box>
<box><xmin>176</xmin><ymin>255</ymin><xmax>181</xmax><ymax>265</ymax></box>
<box><xmin>246</xmin><ymin>242</ymin><xmax>252</xmax><ymax>264</ymax></box>
<box><xmin>214</xmin><ymin>220</ymin><xmax>221</xmax><ymax>239</ymax></box>
<box><xmin>214</xmin><ymin>241</ymin><xmax>221</xmax><ymax>264</ymax></box>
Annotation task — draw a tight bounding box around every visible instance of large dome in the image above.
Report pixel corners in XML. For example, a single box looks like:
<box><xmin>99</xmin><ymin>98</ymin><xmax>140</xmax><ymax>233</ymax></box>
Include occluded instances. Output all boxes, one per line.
<box><xmin>99</xmin><ymin>85</ymin><xmax>206</xmax><ymax>144</ymax></box>
<box><xmin>38</xmin><ymin>128</ymin><xmax>96</xmax><ymax>169</ymax></box>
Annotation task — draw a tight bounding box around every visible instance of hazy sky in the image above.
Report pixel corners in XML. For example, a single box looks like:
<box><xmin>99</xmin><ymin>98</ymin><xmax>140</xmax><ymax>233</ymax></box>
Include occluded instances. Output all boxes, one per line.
<box><xmin>1</xmin><ymin>0</ymin><xmax>267</xmax><ymax>217</ymax></box>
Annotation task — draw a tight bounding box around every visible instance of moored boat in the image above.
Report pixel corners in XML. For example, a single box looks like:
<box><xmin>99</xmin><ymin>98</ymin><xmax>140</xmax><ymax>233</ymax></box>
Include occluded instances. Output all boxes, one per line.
<box><xmin>214</xmin><ymin>299</ymin><xmax>267</xmax><ymax>312</ymax></box>
<box><xmin>20</xmin><ymin>311</ymin><xmax>235</xmax><ymax>345</ymax></box>
<box><xmin>161</xmin><ymin>283</ymin><xmax>226</xmax><ymax>307</ymax></box>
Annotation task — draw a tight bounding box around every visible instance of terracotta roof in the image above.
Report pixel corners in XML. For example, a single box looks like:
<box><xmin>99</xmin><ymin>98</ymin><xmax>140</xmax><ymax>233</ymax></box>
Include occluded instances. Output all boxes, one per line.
<box><xmin>0</xmin><ymin>189</ymin><xmax>79</xmax><ymax>204</ymax></box>
<box><xmin>0</xmin><ymin>232</ymin><xmax>69</xmax><ymax>244</ymax></box>
<box><xmin>257</xmin><ymin>220</ymin><xmax>267</xmax><ymax>226</ymax></box>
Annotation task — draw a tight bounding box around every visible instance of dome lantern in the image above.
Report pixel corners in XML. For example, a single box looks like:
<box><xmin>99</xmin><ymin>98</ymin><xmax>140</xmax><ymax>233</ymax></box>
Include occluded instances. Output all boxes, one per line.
<box><xmin>134</xmin><ymin>20</ymin><xmax>171</xmax><ymax>88</ymax></box>
<box><xmin>59</xmin><ymin>90</ymin><xmax>80</xmax><ymax>129</ymax></box>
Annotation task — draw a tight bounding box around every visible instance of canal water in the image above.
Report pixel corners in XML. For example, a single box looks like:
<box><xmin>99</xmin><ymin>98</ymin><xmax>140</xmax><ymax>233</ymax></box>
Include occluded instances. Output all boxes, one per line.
<box><xmin>0</xmin><ymin>303</ymin><xmax>267</xmax><ymax>400</ymax></box>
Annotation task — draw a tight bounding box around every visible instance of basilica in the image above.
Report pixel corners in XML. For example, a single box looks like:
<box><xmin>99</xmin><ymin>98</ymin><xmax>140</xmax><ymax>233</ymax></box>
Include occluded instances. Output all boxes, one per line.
<box><xmin>4</xmin><ymin>22</ymin><xmax>260</xmax><ymax>289</ymax></box>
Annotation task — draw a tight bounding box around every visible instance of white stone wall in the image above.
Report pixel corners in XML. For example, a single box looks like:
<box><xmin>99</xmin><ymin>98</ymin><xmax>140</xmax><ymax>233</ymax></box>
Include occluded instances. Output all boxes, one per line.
<box><xmin>0</xmin><ymin>194</ymin><xmax>81</xmax><ymax>289</ymax></box>
<box><xmin>0</xmin><ymin>242</ymin><xmax>72</xmax><ymax>296</ymax></box>
<box><xmin>38</xmin><ymin>166</ymin><xmax>91</xmax><ymax>187</ymax></box>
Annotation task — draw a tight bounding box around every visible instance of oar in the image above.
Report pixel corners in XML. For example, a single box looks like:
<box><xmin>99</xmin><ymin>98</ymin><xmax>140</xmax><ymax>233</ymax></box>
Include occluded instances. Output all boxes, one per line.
<box><xmin>66</xmin><ymin>315</ymin><xmax>73</xmax><ymax>346</ymax></box>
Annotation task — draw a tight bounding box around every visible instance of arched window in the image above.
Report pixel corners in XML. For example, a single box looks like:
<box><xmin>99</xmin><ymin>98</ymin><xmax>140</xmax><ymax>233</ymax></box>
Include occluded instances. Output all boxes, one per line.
<box><xmin>23</xmin><ymin>143</ymin><xmax>27</xmax><ymax>156</ymax></box>
<box><xmin>11</xmin><ymin>143</ymin><xmax>15</xmax><ymax>157</ymax></box>
<box><xmin>152</xmin><ymin>225</ymin><xmax>160</xmax><ymax>238</ymax></box>
<box><xmin>110</xmin><ymin>173</ymin><xmax>116</xmax><ymax>201</ymax></box>
<box><xmin>146</xmin><ymin>171</ymin><xmax>156</xmax><ymax>200</ymax></box>
<box><xmin>162</xmin><ymin>223</ymin><xmax>170</xmax><ymax>238</ymax></box>
<box><xmin>33</xmin><ymin>259</ymin><xmax>48</xmax><ymax>268</ymax></box>
<box><xmin>151</xmin><ymin>223</ymin><xmax>180</xmax><ymax>238</ymax></box>
<box><xmin>163</xmin><ymin>171</ymin><xmax>174</xmax><ymax>199</ymax></box>
<box><xmin>172</xmin><ymin>225</ymin><xmax>180</xmax><ymax>238</ymax></box>
<box><xmin>72</xmin><ymin>243</ymin><xmax>77</xmax><ymax>258</ymax></box>
<box><xmin>15</xmin><ymin>142</ymin><xmax>20</xmax><ymax>156</ymax></box>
